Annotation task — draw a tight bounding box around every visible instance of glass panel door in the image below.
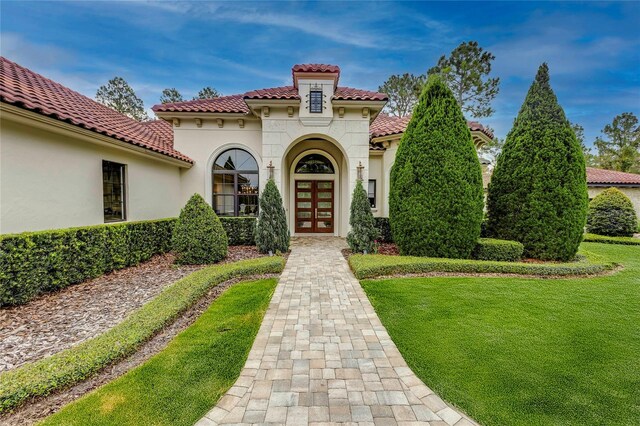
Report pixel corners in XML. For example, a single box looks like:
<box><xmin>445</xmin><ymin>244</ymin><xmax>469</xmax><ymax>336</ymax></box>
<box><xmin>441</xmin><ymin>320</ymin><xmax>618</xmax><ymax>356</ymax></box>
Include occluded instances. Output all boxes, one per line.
<box><xmin>295</xmin><ymin>180</ymin><xmax>334</xmax><ymax>233</ymax></box>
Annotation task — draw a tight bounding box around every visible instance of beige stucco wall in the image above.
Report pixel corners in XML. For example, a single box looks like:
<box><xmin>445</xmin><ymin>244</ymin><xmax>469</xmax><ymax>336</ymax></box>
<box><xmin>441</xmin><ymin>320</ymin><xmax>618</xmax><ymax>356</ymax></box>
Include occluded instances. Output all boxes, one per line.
<box><xmin>588</xmin><ymin>186</ymin><xmax>640</xmax><ymax>218</ymax></box>
<box><xmin>0</xmin><ymin>118</ymin><xmax>183</xmax><ymax>234</ymax></box>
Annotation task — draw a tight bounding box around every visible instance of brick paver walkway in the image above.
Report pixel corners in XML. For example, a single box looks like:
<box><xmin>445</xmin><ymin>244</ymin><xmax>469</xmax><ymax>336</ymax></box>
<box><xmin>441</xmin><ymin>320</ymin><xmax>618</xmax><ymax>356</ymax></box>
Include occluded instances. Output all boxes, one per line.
<box><xmin>196</xmin><ymin>237</ymin><xmax>477</xmax><ymax>426</ymax></box>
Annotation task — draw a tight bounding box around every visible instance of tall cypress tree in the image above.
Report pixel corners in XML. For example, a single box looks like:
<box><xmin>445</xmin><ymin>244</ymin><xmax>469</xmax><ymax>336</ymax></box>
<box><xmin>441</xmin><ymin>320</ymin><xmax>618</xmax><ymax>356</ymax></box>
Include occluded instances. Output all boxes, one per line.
<box><xmin>255</xmin><ymin>179</ymin><xmax>289</xmax><ymax>254</ymax></box>
<box><xmin>486</xmin><ymin>64</ymin><xmax>588</xmax><ymax>260</ymax></box>
<box><xmin>389</xmin><ymin>74</ymin><xmax>484</xmax><ymax>258</ymax></box>
<box><xmin>347</xmin><ymin>180</ymin><xmax>379</xmax><ymax>253</ymax></box>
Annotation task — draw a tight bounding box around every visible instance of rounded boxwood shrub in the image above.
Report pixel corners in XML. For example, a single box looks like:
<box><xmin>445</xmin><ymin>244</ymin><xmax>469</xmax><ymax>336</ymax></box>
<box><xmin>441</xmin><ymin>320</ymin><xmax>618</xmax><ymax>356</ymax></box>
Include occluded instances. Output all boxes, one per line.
<box><xmin>472</xmin><ymin>238</ymin><xmax>524</xmax><ymax>262</ymax></box>
<box><xmin>172</xmin><ymin>194</ymin><xmax>228</xmax><ymax>264</ymax></box>
<box><xmin>486</xmin><ymin>64</ymin><xmax>588</xmax><ymax>261</ymax></box>
<box><xmin>255</xmin><ymin>179</ymin><xmax>289</xmax><ymax>254</ymax></box>
<box><xmin>586</xmin><ymin>188</ymin><xmax>638</xmax><ymax>237</ymax></box>
<box><xmin>389</xmin><ymin>74</ymin><xmax>484</xmax><ymax>258</ymax></box>
<box><xmin>347</xmin><ymin>180</ymin><xmax>379</xmax><ymax>253</ymax></box>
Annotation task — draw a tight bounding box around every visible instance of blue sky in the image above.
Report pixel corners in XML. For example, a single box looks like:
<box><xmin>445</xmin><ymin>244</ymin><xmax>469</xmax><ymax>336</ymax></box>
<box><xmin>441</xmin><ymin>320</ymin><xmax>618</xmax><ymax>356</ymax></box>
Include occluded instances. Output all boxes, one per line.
<box><xmin>1</xmin><ymin>1</ymin><xmax>639</xmax><ymax>145</ymax></box>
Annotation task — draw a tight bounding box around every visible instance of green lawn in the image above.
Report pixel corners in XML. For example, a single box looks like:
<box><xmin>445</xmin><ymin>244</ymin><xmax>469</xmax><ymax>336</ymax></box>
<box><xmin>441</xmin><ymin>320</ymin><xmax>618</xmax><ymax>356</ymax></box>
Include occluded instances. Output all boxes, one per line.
<box><xmin>41</xmin><ymin>278</ymin><xmax>277</xmax><ymax>426</ymax></box>
<box><xmin>361</xmin><ymin>243</ymin><xmax>640</xmax><ymax>426</ymax></box>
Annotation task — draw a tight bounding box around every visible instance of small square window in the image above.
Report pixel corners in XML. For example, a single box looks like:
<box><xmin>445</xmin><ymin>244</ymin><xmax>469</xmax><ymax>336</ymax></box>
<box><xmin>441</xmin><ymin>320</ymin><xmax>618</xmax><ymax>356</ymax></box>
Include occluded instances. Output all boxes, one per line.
<box><xmin>310</xmin><ymin>90</ymin><xmax>323</xmax><ymax>113</ymax></box>
<box><xmin>103</xmin><ymin>160</ymin><xmax>126</xmax><ymax>222</ymax></box>
<box><xmin>368</xmin><ymin>179</ymin><xmax>376</xmax><ymax>209</ymax></box>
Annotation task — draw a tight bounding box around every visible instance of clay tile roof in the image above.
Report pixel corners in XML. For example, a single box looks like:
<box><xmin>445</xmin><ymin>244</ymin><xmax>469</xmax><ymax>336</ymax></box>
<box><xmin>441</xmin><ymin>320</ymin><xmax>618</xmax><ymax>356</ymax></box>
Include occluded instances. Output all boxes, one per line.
<box><xmin>292</xmin><ymin>64</ymin><xmax>340</xmax><ymax>74</ymax></box>
<box><xmin>244</xmin><ymin>86</ymin><xmax>300</xmax><ymax>100</ymax></box>
<box><xmin>370</xmin><ymin>114</ymin><xmax>494</xmax><ymax>140</ymax></box>
<box><xmin>586</xmin><ymin>167</ymin><xmax>640</xmax><ymax>186</ymax></box>
<box><xmin>0</xmin><ymin>57</ymin><xmax>192</xmax><ymax>163</ymax></box>
<box><xmin>152</xmin><ymin>94</ymin><xmax>250</xmax><ymax>114</ymax></box>
<box><xmin>334</xmin><ymin>87</ymin><xmax>388</xmax><ymax>102</ymax></box>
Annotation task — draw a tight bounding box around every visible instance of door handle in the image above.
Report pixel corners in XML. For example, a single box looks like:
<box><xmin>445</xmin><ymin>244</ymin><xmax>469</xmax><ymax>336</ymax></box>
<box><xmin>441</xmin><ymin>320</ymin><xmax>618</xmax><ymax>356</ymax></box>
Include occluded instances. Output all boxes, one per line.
<box><xmin>315</xmin><ymin>208</ymin><xmax>317</xmax><ymax>219</ymax></box>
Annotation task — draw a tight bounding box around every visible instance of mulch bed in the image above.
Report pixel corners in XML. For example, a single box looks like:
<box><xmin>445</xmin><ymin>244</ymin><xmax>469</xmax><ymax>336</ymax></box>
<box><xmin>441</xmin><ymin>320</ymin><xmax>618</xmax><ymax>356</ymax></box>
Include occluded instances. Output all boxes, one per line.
<box><xmin>0</xmin><ymin>246</ymin><xmax>264</xmax><ymax>372</ymax></box>
<box><xmin>1</xmin><ymin>272</ymin><xmax>279</xmax><ymax>426</ymax></box>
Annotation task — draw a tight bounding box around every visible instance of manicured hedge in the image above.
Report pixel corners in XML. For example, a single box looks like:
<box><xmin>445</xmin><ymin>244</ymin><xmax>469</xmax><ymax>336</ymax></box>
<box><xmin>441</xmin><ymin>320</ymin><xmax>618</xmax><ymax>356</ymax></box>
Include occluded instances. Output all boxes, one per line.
<box><xmin>349</xmin><ymin>254</ymin><xmax>615</xmax><ymax>280</ymax></box>
<box><xmin>473</xmin><ymin>238</ymin><xmax>524</xmax><ymax>262</ymax></box>
<box><xmin>374</xmin><ymin>217</ymin><xmax>393</xmax><ymax>243</ymax></box>
<box><xmin>220</xmin><ymin>217</ymin><xmax>256</xmax><ymax>245</ymax></box>
<box><xmin>0</xmin><ymin>219</ymin><xmax>175</xmax><ymax>306</ymax></box>
<box><xmin>0</xmin><ymin>256</ymin><xmax>285</xmax><ymax>413</ymax></box>
<box><xmin>583</xmin><ymin>233</ymin><xmax>640</xmax><ymax>246</ymax></box>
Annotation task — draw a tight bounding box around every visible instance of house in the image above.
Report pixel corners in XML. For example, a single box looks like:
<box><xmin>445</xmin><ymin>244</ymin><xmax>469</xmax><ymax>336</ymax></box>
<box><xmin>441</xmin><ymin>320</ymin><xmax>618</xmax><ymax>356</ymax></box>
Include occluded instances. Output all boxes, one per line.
<box><xmin>1</xmin><ymin>57</ymin><xmax>637</xmax><ymax>236</ymax></box>
<box><xmin>585</xmin><ymin>167</ymin><xmax>640</xmax><ymax>215</ymax></box>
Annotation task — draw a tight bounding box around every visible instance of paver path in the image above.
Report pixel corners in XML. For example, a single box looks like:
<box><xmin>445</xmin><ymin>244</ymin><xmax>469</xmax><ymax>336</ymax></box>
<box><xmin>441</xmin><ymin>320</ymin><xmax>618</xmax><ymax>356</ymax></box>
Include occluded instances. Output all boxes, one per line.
<box><xmin>196</xmin><ymin>237</ymin><xmax>477</xmax><ymax>426</ymax></box>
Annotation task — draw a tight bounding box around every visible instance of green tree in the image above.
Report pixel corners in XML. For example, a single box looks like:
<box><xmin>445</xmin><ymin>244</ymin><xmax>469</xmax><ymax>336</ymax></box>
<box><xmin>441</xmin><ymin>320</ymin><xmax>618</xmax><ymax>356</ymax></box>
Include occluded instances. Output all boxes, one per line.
<box><xmin>586</xmin><ymin>187</ymin><xmax>637</xmax><ymax>237</ymax></box>
<box><xmin>378</xmin><ymin>73</ymin><xmax>426</xmax><ymax>117</ymax></box>
<box><xmin>389</xmin><ymin>74</ymin><xmax>484</xmax><ymax>258</ymax></box>
<box><xmin>172</xmin><ymin>194</ymin><xmax>228</xmax><ymax>264</ymax></box>
<box><xmin>347</xmin><ymin>180</ymin><xmax>379</xmax><ymax>253</ymax></box>
<box><xmin>486</xmin><ymin>64</ymin><xmax>588</xmax><ymax>261</ymax></box>
<box><xmin>593</xmin><ymin>113</ymin><xmax>640</xmax><ymax>173</ymax></box>
<box><xmin>478</xmin><ymin>135</ymin><xmax>504</xmax><ymax>166</ymax></box>
<box><xmin>571</xmin><ymin>122</ymin><xmax>597</xmax><ymax>166</ymax></box>
<box><xmin>427</xmin><ymin>41</ymin><xmax>500</xmax><ymax>118</ymax></box>
<box><xmin>160</xmin><ymin>88</ymin><xmax>183</xmax><ymax>104</ymax></box>
<box><xmin>193</xmin><ymin>86</ymin><xmax>221</xmax><ymax>100</ymax></box>
<box><xmin>96</xmin><ymin>77</ymin><xmax>149</xmax><ymax>121</ymax></box>
<box><xmin>255</xmin><ymin>179</ymin><xmax>289</xmax><ymax>254</ymax></box>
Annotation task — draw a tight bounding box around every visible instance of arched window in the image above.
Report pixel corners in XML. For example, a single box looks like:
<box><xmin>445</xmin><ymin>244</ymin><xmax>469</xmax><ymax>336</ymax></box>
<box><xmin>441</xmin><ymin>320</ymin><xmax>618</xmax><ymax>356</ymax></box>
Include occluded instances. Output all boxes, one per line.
<box><xmin>212</xmin><ymin>149</ymin><xmax>259</xmax><ymax>216</ymax></box>
<box><xmin>295</xmin><ymin>153</ymin><xmax>335</xmax><ymax>174</ymax></box>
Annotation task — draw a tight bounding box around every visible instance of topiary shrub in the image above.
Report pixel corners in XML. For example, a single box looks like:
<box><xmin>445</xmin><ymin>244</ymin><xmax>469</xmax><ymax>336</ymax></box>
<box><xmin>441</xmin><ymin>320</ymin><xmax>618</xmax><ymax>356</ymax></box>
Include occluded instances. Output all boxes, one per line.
<box><xmin>472</xmin><ymin>238</ymin><xmax>524</xmax><ymax>262</ymax></box>
<box><xmin>172</xmin><ymin>194</ymin><xmax>227</xmax><ymax>264</ymax></box>
<box><xmin>220</xmin><ymin>217</ymin><xmax>256</xmax><ymax>245</ymax></box>
<box><xmin>486</xmin><ymin>63</ymin><xmax>588</xmax><ymax>261</ymax></box>
<box><xmin>255</xmin><ymin>179</ymin><xmax>289</xmax><ymax>254</ymax></box>
<box><xmin>586</xmin><ymin>188</ymin><xmax>638</xmax><ymax>237</ymax></box>
<box><xmin>389</xmin><ymin>74</ymin><xmax>484</xmax><ymax>258</ymax></box>
<box><xmin>347</xmin><ymin>180</ymin><xmax>379</xmax><ymax>253</ymax></box>
<box><xmin>374</xmin><ymin>217</ymin><xmax>393</xmax><ymax>243</ymax></box>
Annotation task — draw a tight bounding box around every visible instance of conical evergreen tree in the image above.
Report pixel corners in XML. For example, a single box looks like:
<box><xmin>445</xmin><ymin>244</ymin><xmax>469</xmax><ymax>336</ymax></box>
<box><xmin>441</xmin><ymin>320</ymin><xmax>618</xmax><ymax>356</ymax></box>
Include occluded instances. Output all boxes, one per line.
<box><xmin>172</xmin><ymin>193</ymin><xmax>228</xmax><ymax>264</ymax></box>
<box><xmin>389</xmin><ymin>74</ymin><xmax>484</xmax><ymax>258</ymax></box>
<box><xmin>347</xmin><ymin>180</ymin><xmax>379</xmax><ymax>253</ymax></box>
<box><xmin>486</xmin><ymin>64</ymin><xmax>588</xmax><ymax>260</ymax></box>
<box><xmin>255</xmin><ymin>179</ymin><xmax>289</xmax><ymax>254</ymax></box>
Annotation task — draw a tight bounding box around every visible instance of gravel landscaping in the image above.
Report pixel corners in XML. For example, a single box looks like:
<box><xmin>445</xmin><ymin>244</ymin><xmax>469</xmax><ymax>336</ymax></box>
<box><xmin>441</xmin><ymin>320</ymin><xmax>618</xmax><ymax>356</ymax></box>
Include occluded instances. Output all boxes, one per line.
<box><xmin>0</xmin><ymin>247</ymin><xmax>264</xmax><ymax>371</ymax></box>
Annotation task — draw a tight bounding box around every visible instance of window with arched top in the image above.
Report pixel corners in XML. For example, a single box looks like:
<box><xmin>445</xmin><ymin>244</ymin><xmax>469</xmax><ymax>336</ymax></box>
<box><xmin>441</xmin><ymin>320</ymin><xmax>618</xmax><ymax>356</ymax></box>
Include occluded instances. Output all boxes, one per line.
<box><xmin>295</xmin><ymin>153</ymin><xmax>335</xmax><ymax>174</ymax></box>
<box><xmin>212</xmin><ymin>148</ymin><xmax>259</xmax><ymax>217</ymax></box>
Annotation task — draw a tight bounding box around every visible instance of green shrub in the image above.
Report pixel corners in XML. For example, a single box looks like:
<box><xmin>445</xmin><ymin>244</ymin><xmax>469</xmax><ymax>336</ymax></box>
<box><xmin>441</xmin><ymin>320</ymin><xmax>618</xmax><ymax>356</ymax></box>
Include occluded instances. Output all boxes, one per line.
<box><xmin>0</xmin><ymin>219</ymin><xmax>175</xmax><ymax>306</ymax></box>
<box><xmin>374</xmin><ymin>217</ymin><xmax>393</xmax><ymax>243</ymax></box>
<box><xmin>486</xmin><ymin>64</ymin><xmax>588</xmax><ymax>261</ymax></box>
<box><xmin>347</xmin><ymin>180</ymin><xmax>379</xmax><ymax>253</ymax></box>
<box><xmin>473</xmin><ymin>238</ymin><xmax>524</xmax><ymax>262</ymax></box>
<box><xmin>349</xmin><ymin>254</ymin><xmax>615</xmax><ymax>280</ymax></box>
<box><xmin>172</xmin><ymin>194</ymin><xmax>228</xmax><ymax>264</ymax></box>
<box><xmin>255</xmin><ymin>179</ymin><xmax>289</xmax><ymax>254</ymax></box>
<box><xmin>389</xmin><ymin>74</ymin><xmax>484</xmax><ymax>258</ymax></box>
<box><xmin>0</xmin><ymin>256</ymin><xmax>286</xmax><ymax>413</ymax></box>
<box><xmin>586</xmin><ymin>188</ymin><xmax>638</xmax><ymax>237</ymax></box>
<box><xmin>220</xmin><ymin>217</ymin><xmax>256</xmax><ymax>245</ymax></box>
<box><xmin>583</xmin><ymin>233</ymin><xmax>640</xmax><ymax>245</ymax></box>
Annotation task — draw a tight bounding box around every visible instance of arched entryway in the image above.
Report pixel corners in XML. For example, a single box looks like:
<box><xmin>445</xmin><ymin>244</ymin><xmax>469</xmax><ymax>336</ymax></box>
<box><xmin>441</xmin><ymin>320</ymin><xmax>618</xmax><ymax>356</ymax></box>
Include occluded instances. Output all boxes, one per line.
<box><xmin>291</xmin><ymin>151</ymin><xmax>337</xmax><ymax>233</ymax></box>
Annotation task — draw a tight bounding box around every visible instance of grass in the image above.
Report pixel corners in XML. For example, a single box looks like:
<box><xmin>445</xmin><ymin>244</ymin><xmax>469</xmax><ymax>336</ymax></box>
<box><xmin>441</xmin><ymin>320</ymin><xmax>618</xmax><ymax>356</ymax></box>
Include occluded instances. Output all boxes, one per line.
<box><xmin>0</xmin><ymin>256</ymin><xmax>285</xmax><ymax>413</ymax></box>
<box><xmin>583</xmin><ymin>233</ymin><xmax>640</xmax><ymax>245</ymax></box>
<box><xmin>361</xmin><ymin>243</ymin><xmax>640</xmax><ymax>426</ymax></box>
<box><xmin>40</xmin><ymin>278</ymin><xmax>277</xmax><ymax>426</ymax></box>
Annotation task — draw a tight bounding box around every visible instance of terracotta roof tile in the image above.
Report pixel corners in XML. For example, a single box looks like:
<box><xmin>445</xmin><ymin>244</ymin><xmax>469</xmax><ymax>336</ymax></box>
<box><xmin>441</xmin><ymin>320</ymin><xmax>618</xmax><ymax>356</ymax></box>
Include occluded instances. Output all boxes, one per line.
<box><xmin>586</xmin><ymin>167</ymin><xmax>640</xmax><ymax>185</ymax></box>
<box><xmin>0</xmin><ymin>57</ymin><xmax>192</xmax><ymax>163</ymax></box>
<box><xmin>370</xmin><ymin>114</ymin><xmax>494</xmax><ymax>139</ymax></box>
<box><xmin>292</xmin><ymin>64</ymin><xmax>340</xmax><ymax>74</ymax></box>
<box><xmin>152</xmin><ymin>94</ymin><xmax>250</xmax><ymax>113</ymax></box>
<box><xmin>334</xmin><ymin>87</ymin><xmax>388</xmax><ymax>102</ymax></box>
<box><xmin>244</xmin><ymin>86</ymin><xmax>299</xmax><ymax>100</ymax></box>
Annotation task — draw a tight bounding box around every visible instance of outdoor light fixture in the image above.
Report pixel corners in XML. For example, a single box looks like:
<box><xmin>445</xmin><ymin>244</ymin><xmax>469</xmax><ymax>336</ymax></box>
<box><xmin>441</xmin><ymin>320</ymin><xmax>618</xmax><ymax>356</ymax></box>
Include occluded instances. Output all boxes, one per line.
<box><xmin>357</xmin><ymin>161</ymin><xmax>364</xmax><ymax>181</ymax></box>
<box><xmin>267</xmin><ymin>160</ymin><xmax>275</xmax><ymax>180</ymax></box>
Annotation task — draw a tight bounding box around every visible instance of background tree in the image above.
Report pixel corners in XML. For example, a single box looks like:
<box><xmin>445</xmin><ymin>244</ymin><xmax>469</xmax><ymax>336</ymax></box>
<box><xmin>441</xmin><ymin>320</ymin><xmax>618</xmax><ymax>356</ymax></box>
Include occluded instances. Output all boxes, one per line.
<box><xmin>255</xmin><ymin>179</ymin><xmax>289</xmax><ymax>254</ymax></box>
<box><xmin>478</xmin><ymin>135</ymin><xmax>504</xmax><ymax>166</ymax></box>
<box><xmin>378</xmin><ymin>73</ymin><xmax>426</xmax><ymax>117</ymax></box>
<box><xmin>427</xmin><ymin>41</ymin><xmax>500</xmax><ymax>118</ymax></box>
<box><xmin>347</xmin><ymin>180</ymin><xmax>379</xmax><ymax>253</ymax></box>
<box><xmin>96</xmin><ymin>77</ymin><xmax>149</xmax><ymax>121</ymax></box>
<box><xmin>193</xmin><ymin>86</ymin><xmax>221</xmax><ymax>100</ymax></box>
<box><xmin>586</xmin><ymin>188</ymin><xmax>637</xmax><ymax>237</ymax></box>
<box><xmin>571</xmin><ymin>122</ymin><xmax>597</xmax><ymax>166</ymax></box>
<box><xmin>593</xmin><ymin>112</ymin><xmax>640</xmax><ymax>173</ymax></box>
<box><xmin>160</xmin><ymin>88</ymin><xmax>183</xmax><ymax>104</ymax></box>
<box><xmin>172</xmin><ymin>194</ymin><xmax>228</xmax><ymax>264</ymax></box>
<box><xmin>389</xmin><ymin>74</ymin><xmax>484</xmax><ymax>258</ymax></box>
<box><xmin>486</xmin><ymin>63</ymin><xmax>588</xmax><ymax>261</ymax></box>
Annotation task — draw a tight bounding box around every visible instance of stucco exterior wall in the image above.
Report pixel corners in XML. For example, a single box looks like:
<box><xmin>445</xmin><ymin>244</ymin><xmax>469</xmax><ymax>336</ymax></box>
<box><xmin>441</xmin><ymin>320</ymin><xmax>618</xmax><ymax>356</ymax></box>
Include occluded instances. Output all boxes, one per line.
<box><xmin>368</xmin><ymin>154</ymin><xmax>384</xmax><ymax>217</ymax></box>
<box><xmin>0</xmin><ymin>118</ymin><xmax>183</xmax><ymax>234</ymax></box>
<box><xmin>588</xmin><ymin>186</ymin><xmax>640</xmax><ymax>218</ymax></box>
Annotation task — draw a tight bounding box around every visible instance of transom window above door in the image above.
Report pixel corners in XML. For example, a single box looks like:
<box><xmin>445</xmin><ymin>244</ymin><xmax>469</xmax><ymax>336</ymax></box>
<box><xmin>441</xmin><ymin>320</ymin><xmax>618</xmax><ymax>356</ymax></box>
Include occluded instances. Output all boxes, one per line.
<box><xmin>295</xmin><ymin>153</ymin><xmax>334</xmax><ymax>174</ymax></box>
<box><xmin>212</xmin><ymin>148</ymin><xmax>259</xmax><ymax>217</ymax></box>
